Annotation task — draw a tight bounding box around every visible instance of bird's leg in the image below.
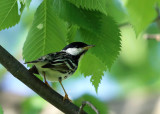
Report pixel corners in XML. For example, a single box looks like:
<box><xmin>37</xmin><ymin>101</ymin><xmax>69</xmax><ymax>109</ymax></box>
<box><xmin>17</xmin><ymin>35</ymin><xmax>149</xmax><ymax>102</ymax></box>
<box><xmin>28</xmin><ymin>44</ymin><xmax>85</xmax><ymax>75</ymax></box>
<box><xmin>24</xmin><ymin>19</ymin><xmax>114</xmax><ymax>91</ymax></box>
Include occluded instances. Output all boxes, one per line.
<box><xmin>42</xmin><ymin>71</ymin><xmax>50</xmax><ymax>87</ymax></box>
<box><xmin>58</xmin><ymin>77</ymin><xmax>72</xmax><ymax>102</ymax></box>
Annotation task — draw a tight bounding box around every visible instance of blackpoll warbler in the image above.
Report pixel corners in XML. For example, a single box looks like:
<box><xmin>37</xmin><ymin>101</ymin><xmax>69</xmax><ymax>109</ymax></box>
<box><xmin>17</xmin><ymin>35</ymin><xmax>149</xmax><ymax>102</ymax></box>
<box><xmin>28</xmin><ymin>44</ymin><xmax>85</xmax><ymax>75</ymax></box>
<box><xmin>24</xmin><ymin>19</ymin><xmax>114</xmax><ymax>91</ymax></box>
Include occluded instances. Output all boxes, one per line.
<box><xmin>25</xmin><ymin>42</ymin><xmax>94</xmax><ymax>101</ymax></box>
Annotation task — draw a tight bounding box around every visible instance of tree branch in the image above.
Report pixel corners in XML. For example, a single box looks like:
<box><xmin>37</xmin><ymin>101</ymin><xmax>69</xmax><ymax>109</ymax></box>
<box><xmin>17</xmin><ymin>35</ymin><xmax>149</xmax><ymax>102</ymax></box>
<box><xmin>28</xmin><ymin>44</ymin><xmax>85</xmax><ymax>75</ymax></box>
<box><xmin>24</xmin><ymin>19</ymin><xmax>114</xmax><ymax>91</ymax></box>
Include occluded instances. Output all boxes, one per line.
<box><xmin>143</xmin><ymin>34</ymin><xmax>160</xmax><ymax>41</ymax></box>
<box><xmin>0</xmin><ymin>45</ymin><xmax>87</xmax><ymax>114</ymax></box>
<box><xmin>78</xmin><ymin>101</ymin><xmax>99</xmax><ymax>114</ymax></box>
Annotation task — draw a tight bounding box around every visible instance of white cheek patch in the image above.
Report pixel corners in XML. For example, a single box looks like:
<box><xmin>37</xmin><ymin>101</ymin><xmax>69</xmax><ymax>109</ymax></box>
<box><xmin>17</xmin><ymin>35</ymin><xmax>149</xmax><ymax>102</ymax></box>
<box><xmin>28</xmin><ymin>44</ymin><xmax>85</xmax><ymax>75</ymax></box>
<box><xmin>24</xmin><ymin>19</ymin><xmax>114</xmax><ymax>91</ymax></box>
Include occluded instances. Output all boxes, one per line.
<box><xmin>65</xmin><ymin>48</ymin><xmax>83</xmax><ymax>55</ymax></box>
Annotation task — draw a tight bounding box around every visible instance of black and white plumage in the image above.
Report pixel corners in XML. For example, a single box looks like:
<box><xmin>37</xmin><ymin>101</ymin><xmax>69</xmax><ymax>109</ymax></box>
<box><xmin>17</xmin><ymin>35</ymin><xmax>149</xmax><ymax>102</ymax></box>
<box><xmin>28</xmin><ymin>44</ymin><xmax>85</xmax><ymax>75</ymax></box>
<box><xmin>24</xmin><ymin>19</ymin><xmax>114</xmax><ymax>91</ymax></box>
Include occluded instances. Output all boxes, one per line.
<box><xmin>25</xmin><ymin>42</ymin><xmax>94</xmax><ymax>82</ymax></box>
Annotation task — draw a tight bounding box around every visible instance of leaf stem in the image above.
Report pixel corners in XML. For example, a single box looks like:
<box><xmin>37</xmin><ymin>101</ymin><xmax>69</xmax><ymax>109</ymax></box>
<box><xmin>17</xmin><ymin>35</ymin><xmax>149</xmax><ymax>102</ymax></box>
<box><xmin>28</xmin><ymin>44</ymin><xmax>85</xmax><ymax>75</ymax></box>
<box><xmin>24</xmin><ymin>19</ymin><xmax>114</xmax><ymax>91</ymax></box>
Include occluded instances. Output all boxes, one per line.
<box><xmin>79</xmin><ymin>101</ymin><xmax>99</xmax><ymax>114</ymax></box>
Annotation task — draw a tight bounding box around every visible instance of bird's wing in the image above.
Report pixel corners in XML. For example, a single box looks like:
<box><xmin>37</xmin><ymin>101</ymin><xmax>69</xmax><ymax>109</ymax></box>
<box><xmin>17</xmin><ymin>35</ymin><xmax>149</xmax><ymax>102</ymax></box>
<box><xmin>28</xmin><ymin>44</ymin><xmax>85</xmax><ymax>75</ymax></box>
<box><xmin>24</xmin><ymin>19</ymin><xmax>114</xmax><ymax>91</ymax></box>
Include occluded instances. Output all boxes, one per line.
<box><xmin>42</xmin><ymin>61</ymin><xmax>70</xmax><ymax>73</ymax></box>
<box><xmin>25</xmin><ymin>52</ymin><xmax>76</xmax><ymax>73</ymax></box>
<box><xmin>24</xmin><ymin>52</ymin><xmax>63</xmax><ymax>64</ymax></box>
<box><xmin>42</xmin><ymin>52</ymin><xmax>76</xmax><ymax>73</ymax></box>
<box><xmin>42</xmin><ymin>56</ymin><xmax>74</xmax><ymax>73</ymax></box>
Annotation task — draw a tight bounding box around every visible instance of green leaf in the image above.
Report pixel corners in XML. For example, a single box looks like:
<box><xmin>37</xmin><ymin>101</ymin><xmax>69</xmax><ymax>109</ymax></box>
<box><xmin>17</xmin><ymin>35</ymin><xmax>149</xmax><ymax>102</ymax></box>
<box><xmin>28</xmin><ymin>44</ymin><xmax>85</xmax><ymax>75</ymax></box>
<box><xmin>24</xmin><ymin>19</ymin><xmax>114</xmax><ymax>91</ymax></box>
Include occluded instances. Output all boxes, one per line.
<box><xmin>105</xmin><ymin>0</ymin><xmax>128</xmax><ymax>24</ymax></box>
<box><xmin>54</xmin><ymin>0</ymin><xmax>121</xmax><ymax>91</ymax></box>
<box><xmin>67</xmin><ymin>25</ymin><xmax>78</xmax><ymax>44</ymax></box>
<box><xmin>126</xmin><ymin>0</ymin><xmax>157</xmax><ymax>35</ymax></box>
<box><xmin>66</xmin><ymin>0</ymin><xmax>107</xmax><ymax>14</ymax></box>
<box><xmin>53</xmin><ymin>0</ymin><xmax>102</xmax><ymax>33</ymax></box>
<box><xmin>0</xmin><ymin>105</ymin><xmax>3</xmax><ymax>114</ymax></box>
<box><xmin>53</xmin><ymin>0</ymin><xmax>121</xmax><ymax>69</ymax></box>
<box><xmin>79</xmin><ymin>53</ymin><xmax>106</xmax><ymax>92</ymax></box>
<box><xmin>77</xmin><ymin>15</ymin><xmax>121</xmax><ymax>69</ymax></box>
<box><xmin>0</xmin><ymin>0</ymin><xmax>20</xmax><ymax>30</ymax></box>
<box><xmin>23</xmin><ymin>0</ymin><xmax>67</xmax><ymax>62</ymax></box>
<box><xmin>23</xmin><ymin>0</ymin><xmax>121</xmax><ymax>93</ymax></box>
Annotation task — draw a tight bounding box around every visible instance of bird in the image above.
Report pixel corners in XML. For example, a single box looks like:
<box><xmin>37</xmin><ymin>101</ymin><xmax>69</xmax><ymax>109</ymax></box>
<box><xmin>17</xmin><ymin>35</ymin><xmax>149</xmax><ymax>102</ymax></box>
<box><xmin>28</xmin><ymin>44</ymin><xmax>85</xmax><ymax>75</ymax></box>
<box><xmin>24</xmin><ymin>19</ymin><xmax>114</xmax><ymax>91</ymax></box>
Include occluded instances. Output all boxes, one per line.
<box><xmin>25</xmin><ymin>42</ymin><xmax>95</xmax><ymax>101</ymax></box>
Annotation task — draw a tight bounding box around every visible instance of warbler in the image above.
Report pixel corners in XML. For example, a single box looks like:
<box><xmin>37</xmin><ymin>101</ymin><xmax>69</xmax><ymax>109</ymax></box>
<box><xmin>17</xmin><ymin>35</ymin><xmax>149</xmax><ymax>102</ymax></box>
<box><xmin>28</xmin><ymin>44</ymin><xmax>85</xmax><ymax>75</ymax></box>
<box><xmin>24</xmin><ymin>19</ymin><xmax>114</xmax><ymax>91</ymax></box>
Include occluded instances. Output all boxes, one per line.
<box><xmin>25</xmin><ymin>42</ymin><xmax>94</xmax><ymax>101</ymax></box>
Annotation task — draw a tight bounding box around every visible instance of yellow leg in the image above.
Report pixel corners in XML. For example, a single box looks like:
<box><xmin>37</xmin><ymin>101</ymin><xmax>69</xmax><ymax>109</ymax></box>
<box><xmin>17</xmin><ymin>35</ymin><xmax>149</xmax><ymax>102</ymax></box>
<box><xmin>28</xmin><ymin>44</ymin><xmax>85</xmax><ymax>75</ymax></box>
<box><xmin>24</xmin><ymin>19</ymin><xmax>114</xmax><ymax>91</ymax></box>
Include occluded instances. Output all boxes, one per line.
<box><xmin>42</xmin><ymin>71</ymin><xmax>50</xmax><ymax>87</ymax></box>
<box><xmin>58</xmin><ymin>77</ymin><xmax>72</xmax><ymax>102</ymax></box>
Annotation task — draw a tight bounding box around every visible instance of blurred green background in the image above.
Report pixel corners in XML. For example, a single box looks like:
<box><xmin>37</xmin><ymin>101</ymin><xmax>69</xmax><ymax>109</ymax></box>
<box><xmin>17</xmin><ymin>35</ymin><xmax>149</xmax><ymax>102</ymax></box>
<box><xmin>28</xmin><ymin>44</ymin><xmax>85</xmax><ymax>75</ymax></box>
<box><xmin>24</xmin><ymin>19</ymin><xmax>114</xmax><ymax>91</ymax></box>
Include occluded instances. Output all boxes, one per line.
<box><xmin>1</xmin><ymin>0</ymin><xmax>160</xmax><ymax>114</ymax></box>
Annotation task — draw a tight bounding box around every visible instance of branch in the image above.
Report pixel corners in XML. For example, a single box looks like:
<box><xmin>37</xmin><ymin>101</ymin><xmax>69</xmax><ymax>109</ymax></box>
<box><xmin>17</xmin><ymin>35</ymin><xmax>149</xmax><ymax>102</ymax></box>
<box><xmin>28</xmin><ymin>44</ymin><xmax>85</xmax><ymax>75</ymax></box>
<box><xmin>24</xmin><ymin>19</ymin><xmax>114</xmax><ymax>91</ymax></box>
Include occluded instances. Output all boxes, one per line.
<box><xmin>0</xmin><ymin>45</ymin><xmax>87</xmax><ymax>114</ymax></box>
<box><xmin>143</xmin><ymin>34</ymin><xmax>160</xmax><ymax>41</ymax></box>
<box><xmin>78</xmin><ymin>101</ymin><xmax>99</xmax><ymax>114</ymax></box>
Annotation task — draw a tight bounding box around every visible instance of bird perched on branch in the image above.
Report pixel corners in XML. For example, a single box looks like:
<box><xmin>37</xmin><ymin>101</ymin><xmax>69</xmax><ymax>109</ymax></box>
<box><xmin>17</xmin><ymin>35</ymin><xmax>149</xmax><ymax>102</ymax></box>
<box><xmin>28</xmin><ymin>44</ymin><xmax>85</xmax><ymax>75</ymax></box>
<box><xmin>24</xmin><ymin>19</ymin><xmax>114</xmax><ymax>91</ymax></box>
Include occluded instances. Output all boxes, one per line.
<box><xmin>25</xmin><ymin>42</ymin><xmax>94</xmax><ymax>101</ymax></box>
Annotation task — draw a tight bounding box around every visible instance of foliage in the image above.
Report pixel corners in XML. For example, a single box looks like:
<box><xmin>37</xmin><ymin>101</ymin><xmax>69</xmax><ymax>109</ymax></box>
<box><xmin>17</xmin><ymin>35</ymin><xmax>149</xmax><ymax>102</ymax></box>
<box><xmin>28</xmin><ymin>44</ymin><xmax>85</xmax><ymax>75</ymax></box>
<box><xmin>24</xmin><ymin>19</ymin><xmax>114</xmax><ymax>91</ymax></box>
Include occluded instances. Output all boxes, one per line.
<box><xmin>1</xmin><ymin>0</ymin><xmax>160</xmax><ymax>113</ymax></box>
<box><xmin>126</xmin><ymin>0</ymin><xmax>157</xmax><ymax>35</ymax></box>
<box><xmin>23</xmin><ymin>0</ymin><xmax>67</xmax><ymax>62</ymax></box>
<box><xmin>76</xmin><ymin>16</ymin><xmax>121</xmax><ymax>69</ymax></box>
<box><xmin>105</xmin><ymin>0</ymin><xmax>128</xmax><ymax>24</ymax></box>
<box><xmin>22</xmin><ymin>0</ymin><xmax>121</xmax><ymax>92</ymax></box>
<box><xmin>0</xmin><ymin>0</ymin><xmax>24</xmax><ymax>30</ymax></box>
<box><xmin>66</xmin><ymin>0</ymin><xmax>107</xmax><ymax>14</ymax></box>
<box><xmin>79</xmin><ymin>53</ymin><xmax>106</xmax><ymax>92</ymax></box>
<box><xmin>0</xmin><ymin>0</ymin><xmax>159</xmax><ymax>97</ymax></box>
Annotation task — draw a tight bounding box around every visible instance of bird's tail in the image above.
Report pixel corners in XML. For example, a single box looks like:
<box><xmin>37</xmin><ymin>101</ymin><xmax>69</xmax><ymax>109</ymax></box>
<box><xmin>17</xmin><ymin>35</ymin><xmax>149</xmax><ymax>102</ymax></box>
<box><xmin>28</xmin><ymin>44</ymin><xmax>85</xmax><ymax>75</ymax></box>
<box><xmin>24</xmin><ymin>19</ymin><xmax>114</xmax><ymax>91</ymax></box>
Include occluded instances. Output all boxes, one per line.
<box><xmin>28</xmin><ymin>65</ymin><xmax>39</xmax><ymax>74</ymax></box>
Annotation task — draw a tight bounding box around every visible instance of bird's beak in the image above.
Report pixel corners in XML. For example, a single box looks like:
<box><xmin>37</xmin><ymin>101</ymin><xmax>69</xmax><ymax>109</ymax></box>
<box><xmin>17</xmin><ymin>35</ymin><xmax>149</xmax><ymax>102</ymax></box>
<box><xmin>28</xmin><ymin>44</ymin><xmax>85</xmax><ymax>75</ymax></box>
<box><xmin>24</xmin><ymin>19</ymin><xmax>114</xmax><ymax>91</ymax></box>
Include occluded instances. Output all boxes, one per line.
<box><xmin>83</xmin><ymin>45</ymin><xmax>95</xmax><ymax>50</ymax></box>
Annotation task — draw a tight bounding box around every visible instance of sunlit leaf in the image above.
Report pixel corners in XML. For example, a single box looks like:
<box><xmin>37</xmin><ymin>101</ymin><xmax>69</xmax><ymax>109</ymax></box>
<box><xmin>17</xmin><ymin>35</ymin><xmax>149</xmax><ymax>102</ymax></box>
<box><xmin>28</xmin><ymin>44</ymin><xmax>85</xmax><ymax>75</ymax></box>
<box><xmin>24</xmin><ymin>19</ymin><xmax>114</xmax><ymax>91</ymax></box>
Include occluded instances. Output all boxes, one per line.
<box><xmin>53</xmin><ymin>0</ymin><xmax>121</xmax><ymax>68</ymax></box>
<box><xmin>23</xmin><ymin>0</ymin><xmax>67</xmax><ymax>62</ymax></box>
<box><xmin>67</xmin><ymin>25</ymin><xmax>78</xmax><ymax>44</ymax></box>
<box><xmin>23</xmin><ymin>0</ymin><xmax>121</xmax><ymax>93</ymax></box>
<box><xmin>52</xmin><ymin>0</ymin><xmax>121</xmax><ymax>91</ymax></box>
<box><xmin>77</xmin><ymin>15</ymin><xmax>121</xmax><ymax>69</ymax></box>
<box><xmin>126</xmin><ymin>0</ymin><xmax>157</xmax><ymax>35</ymax></box>
<box><xmin>79</xmin><ymin>53</ymin><xmax>106</xmax><ymax>92</ymax></box>
<box><xmin>0</xmin><ymin>0</ymin><xmax>20</xmax><ymax>30</ymax></box>
<box><xmin>77</xmin><ymin>18</ymin><xmax>121</xmax><ymax>89</ymax></box>
<box><xmin>105</xmin><ymin>0</ymin><xmax>128</xmax><ymax>24</ymax></box>
<box><xmin>53</xmin><ymin>0</ymin><xmax>101</xmax><ymax>33</ymax></box>
<box><xmin>66</xmin><ymin>0</ymin><xmax>107</xmax><ymax>14</ymax></box>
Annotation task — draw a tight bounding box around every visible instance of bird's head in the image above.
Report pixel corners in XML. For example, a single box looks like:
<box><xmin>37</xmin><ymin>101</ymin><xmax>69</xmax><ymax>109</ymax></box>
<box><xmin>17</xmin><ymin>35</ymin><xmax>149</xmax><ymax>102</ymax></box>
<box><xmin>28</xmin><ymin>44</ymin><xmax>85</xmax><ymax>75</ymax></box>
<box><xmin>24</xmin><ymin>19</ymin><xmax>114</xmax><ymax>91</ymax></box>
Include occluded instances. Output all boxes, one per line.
<box><xmin>62</xmin><ymin>42</ymin><xmax>95</xmax><ymax>56</ymax></box>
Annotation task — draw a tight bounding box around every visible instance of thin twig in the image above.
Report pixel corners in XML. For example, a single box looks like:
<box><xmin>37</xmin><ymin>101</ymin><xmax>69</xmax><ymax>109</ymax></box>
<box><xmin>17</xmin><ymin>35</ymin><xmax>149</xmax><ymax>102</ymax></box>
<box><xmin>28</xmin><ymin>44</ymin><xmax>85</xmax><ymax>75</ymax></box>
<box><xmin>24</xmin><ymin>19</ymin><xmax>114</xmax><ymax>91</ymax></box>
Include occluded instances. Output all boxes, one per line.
<box><xmin>0</xmin><ymin>45</ymin><xmax>87</xmax><ymax>114</ymax></box>
<box><xmin>143</xmin><ymin>4</ymin><xmax>160</xmax><ymax>41</ymax></box>
<box><xmin>143</xmin><ymin>34</ymin><xmax>160</xmax><ymax>41</ymax></box>
<box><xmin>79</xmin><ymin>101</ymin><xmax>99</xmax><ymax>114</ymax></box>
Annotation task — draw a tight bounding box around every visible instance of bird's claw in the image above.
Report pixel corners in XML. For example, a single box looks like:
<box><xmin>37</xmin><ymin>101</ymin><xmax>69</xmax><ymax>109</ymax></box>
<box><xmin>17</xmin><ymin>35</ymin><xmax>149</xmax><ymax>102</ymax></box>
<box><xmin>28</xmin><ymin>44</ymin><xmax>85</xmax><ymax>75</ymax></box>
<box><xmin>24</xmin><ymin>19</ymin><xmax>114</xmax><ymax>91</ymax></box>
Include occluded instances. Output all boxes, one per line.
<box><xmin>45</xmin><ymin>81</ymin><xmax>50</xmax><ymax>87</ymax></box>
<box><xmin>63</xmin><ymin>94</ymin><xmax>72</xmax><ymax>102</ymax></box>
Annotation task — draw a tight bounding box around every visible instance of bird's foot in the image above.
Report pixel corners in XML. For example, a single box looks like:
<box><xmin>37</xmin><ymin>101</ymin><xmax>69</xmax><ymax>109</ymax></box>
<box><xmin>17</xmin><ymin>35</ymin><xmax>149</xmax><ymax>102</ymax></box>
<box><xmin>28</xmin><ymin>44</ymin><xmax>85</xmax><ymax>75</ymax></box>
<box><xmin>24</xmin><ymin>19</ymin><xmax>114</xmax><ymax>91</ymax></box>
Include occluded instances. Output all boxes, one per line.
<box><xmin>63</xmin><ymin>94</ymin><xmax>72</xmax><ymax>102</ymax></box>
<box><xmin>45</xmin><ymin>81</ymin><xmax>50</xmax><ymax>87</ymax></box>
